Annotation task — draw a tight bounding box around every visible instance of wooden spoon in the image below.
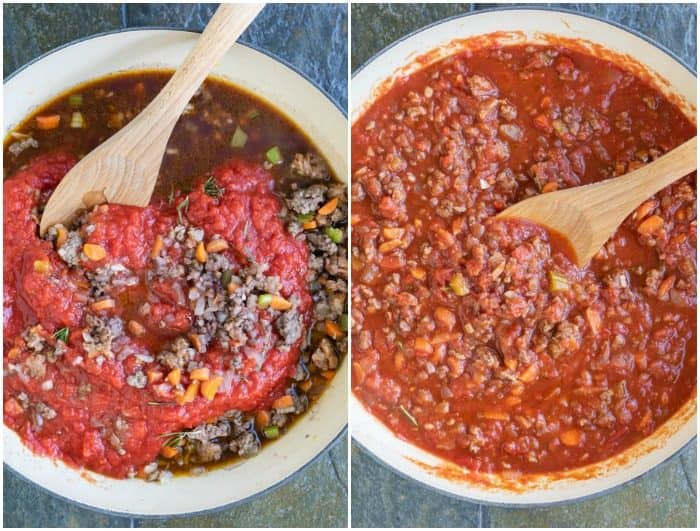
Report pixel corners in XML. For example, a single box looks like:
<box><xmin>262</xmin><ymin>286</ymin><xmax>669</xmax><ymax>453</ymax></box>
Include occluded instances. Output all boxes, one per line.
<box><xmin>496</xmin><ymin>136</ymin><xmax>697</xmax><ymax>267</ymax></box>
<box><xmin>39</xmin><ymin>3</ymin><xmax>264</xmax><ymax>235</ymax></box>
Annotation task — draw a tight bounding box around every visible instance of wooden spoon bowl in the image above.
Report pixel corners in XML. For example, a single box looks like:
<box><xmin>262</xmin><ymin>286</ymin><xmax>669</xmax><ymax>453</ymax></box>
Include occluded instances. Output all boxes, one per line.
<box><xmin>496</xmin><ymin>136</ymin><xmax>697</xmax><ymax>267</ymax></box>
<box><xmin>39</xmin><ymin>3</ymin><xmax>264</xmax><ymax>235</ymax></box>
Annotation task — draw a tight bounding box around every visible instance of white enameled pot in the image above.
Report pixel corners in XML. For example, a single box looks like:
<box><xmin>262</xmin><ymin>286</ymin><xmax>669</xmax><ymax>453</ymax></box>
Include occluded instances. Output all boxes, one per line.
<box><xmin>351</xmin><ymin>8</ymin><xmax>696</xmax><ymax>506</ymax></box>
<box><xmin>4</xmin><ymin>28</ymin><xmax>348</xmax><ymax>517</ymax></box>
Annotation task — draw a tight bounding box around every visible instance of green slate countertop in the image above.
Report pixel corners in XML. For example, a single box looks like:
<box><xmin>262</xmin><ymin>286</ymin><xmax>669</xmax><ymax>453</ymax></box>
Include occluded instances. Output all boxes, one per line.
<box><xmin>3</xmin><ymin>3</ymin><xmax>348</xmax><ymax>528</ymax></box>
<box><xmin>350</xmin><ymin>3</ymin><xmax>696</xmax><ymax>528</ymax></box>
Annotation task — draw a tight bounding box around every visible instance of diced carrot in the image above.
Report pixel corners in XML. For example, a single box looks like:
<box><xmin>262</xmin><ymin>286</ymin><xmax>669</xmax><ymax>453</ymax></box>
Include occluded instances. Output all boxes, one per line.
<box><xmin>270</xmin><ymin>296</ymin><xmax>292</xmax><ymax>311</ymax></box>
<box><xmin>321</xmin><ymin>370</ymin><xmax>335</xmax><ymax>380</ymax></box>
<box><xmin>382</xmin><ymin>227</ymin><xmax>404</xmax><ymax>240</ymax></box>
<box><xmin>634</xmin><ymin>199</ymin><xmax>657</xmax><ymax>220</ymax></box>
<box><xmin>410</xmin><ymin>267</ymin><xmax>426</xmax><ymax>280</ymax></box>
<box><xmin>227</xmin><ymin>282</ymin><xmax>240</xmax><ymax>294</ymax></box>
<box><xmin>147</xmin><ymin>370</ymin><xmax>163</xmax><ymax>384</ymax></box>
<box><xmin>255</xmin><ymin>410</ymin><xmax>271</xmax><ymax>430</ymax></box>
<box><xmin>55</xmin><ymin>226</ymin><xmax>68</xmax><ymax>248</ymax></box>
<box><xmin>160</xmin><ymin>445</ymin><xmax>178</xmax><ymax>459</ymax></box>
<box><xmin>150</xmin><ymin>235</ymin><xmax>164</xmax><ymax>259</ymax></box>
<box><xmin>4</xmin><ymin>398</ymin><xmax>23</xmax><ymax>416</ymax></box>
<box><xmin>657</xmin><ymin>275</ymin><xmax>676</xmax><ymax>299</ymax></box>
<box><xmin>272</xmin><ymin>394</ymin><xmax>295</xmax><ymax>410</ymax></box>
<box><xmin>533</xmin><ymin>113</ymin><xmax>552</xmax><ymax>132</ymax></box>
<box><xmin>325</xmin><ymin>320</ymin><xmax>343</xmax><ymax>340</ymax></box>
<box><xmin>317</xmin><ymin>197</ymin><xmax>338</xmax><ymax>216</ymax></box>
<box><xmin>200</xmin><ymin>376</ymin><xmax>223</xmax><ymax>400</ymax></box>
<box><xmin>560</xmin><ymin>428</ymin><xmax>582</xmax><ymax>447</ymax></box>
<box><xmin>481</xmin><ymin>410</ymin><xmax>510</xmax><ymax>421</ymax></box>
<box><xmin>7</xmin><ymin>347</ymin><xmax>20</xmax><ymax>360</ymax></box>
<box><xmin>378</xmin><ymin>239</ymin><xmax>403</xmax><ymax>253</ymax></box>
<box><xmin>90</xmin><ymin>298</ymin><xmax>115</xmax><ymax>311</ymax></box>
<box><xmin>434</xmin><ymin>307</ymin><xmax>456</xmax><ymax>330</ymax></box>
<box><xmin>205</xmin><ymin>239</ymin><xmax>229</xmax><ymax>253</ymax></box>
<box><xmin>302</xmin><ymin>220</ymin><xmax>318</xmax><ymax>230</ymax></box>
<box><xmin>298</xmin><ymin>379</ymin><xmax>313</xmax><ymax>392</ymax></box>
<box><xmin>127</xmin><ymin>320</ymin><xmax>146</xmax><ymax>337</ymax></box>
<box><xmin>414</xmin><ymin>337</ymin><xmax>433</xmax><ymax>355</ymax></box>
<box><xmin>435</xmin><ymin>228</ymin><xmax>455</xmax><ymax>248</ymax></box>
<box><xmin>637</xmin><ymin>215</ymin><xmax>664</xmax><ymax>236</ymax></box>
<box><xmin>394</xmin><ymin>352</ymin><xmax>406</xmax><ymax>371</ymax></box>
<box><xmin>83</xmin><ymin>243</ymin><xmax>107</xmax><ymax>261</ymax></box>
<box><xmin>541</xmin><ymin>182</ymin><xmax>558</xmax><ymax>193</ymax></box>
<box><xmin>188</xmin><ymin>333</ymin><xmax>203</xmax><ymax>352</ymax></box>
<box><xmin>176</xmin><ymin>381</ymin><xmax>199</xmax><ymax>405</ymax></box>
<box><xmin>519</xmin><ymin>363</ymin><xmax>539</xmax><ymax>383</ymax></box>
<box><xmin>504</xmin><ymin>396</ymin><xmax>522</xmax><ymax>407</ymax></box>
<box><xmin>352</xmin><ymin>362</ymin><xmax>365</xmax><ymax>385</ymax></box>
<box><xmin>195</xmin><ymin>241</ymin><xmax>208</xmax><ymax>263</ymax></box>
<box><xmin>351</xmin><ymin>214</ymin><xmax>361</xmax><ymax>225</ymax></box>
<box><xmin>36</xmin><ymin>114</ymin><xmax>61</xmax><ymax>130</ymax></box>
<box><xmin>430</xmin><ymin>332</ymin><xmax>461</xmax><ymax>345</ymax></box>
<box><xmin>189</xmin><ymin>367</ymin><xmax>210</xmax><ymax>381</ymax></box>
<box><xmin>167</xmin><ymin>368</ymin><xmax>181</xmax><ymax>387</ymax></box>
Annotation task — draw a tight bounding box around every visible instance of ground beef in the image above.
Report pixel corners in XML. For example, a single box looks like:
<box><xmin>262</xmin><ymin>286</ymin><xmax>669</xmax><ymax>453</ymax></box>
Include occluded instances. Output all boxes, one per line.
<box><xmin>275</xmin><ymin>309</ymin><xmax>303</xmax><ymax>349</ymax></box>
<box><xmin>286</xmin><ymin>183</ymin><xmax>328</xmax><ymax>214</ymax></box>
<box><xmin>81</xmin><ymin>314</ymin><xmax>123</xmax><ymax>360</ymax></box>
<box><xmin>311</xmin><ymin>338</ymin><xmax>338</xmax><ymax>371</ymax></box>
<box><xmin>157</xmin><ymin>337</ymin><xmax>197</xmax><ymax>371</ymax></box>
<box><xmin>56</xmin><ymin>230</ymin><xmax>83</xmax><ymax>267</ymax></box>
<box><xmin>291</xmin><ymin>152</ymin><xmax>329</xmax><ymax>180</ymax></box>
<box><xmin>126</xmin><ymin>370</ymin><xmax>147</xmax><ymax>389</ymax></box>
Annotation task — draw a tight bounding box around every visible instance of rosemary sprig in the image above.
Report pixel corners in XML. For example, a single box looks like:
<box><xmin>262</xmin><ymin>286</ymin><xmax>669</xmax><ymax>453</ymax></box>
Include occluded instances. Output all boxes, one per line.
<box><xmin>176</xmin><ymin>197</ymin><xmax>189</xmax><ymax>225</ymax></box>
<box><xmin>399</xmin><ymin>405</ymin><xmax>419</xmax><ymax>428</ymax></box>
<box><xmin>203</xmin><ymin>176</ymin><xmax>224</xmax><ymax>199</ymax></box>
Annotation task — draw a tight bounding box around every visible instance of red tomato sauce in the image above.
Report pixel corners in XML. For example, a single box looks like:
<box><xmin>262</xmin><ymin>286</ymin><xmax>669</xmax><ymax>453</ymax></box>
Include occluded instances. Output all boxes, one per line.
<box><xmin>4</xmin><ymin>152</ymin><xmax>310</xmax><ymax>478</ymax></box>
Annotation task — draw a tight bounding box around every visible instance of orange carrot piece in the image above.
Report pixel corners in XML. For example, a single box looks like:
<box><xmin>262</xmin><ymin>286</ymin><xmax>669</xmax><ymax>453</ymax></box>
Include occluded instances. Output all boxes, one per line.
<box><xmin>160</xmin><ymin>445</ymin><xmax>179</xmax><ymax>459</ymax></box>
<box><xmin>90</xmin><ymin>298</ymin><xmax>115</xmax><ymax>311</ymax></box>
<box><xmin>270</xmin><ymin>296</ymin><xmax>292</xmax><ymax>311</ymax></box>
<box><xmin>272</xmin><ymin>395</ymin><xmax>294</xmax><ymax>410</ymax></box>
<box><xmin>36</xmin><ymin>114</ymin><xmax>61</xmax><ymax>130</ymax></box>
<box><xmin>167</xmin><ymin>368</ymin><xmax>181</xmax><ymax>387</ymax></box>
<box><xmin>83</xmin><ymin>243</ymin><xmax>106</xmax><ymax>261</ymax></box>
<box><xmin>189</xmin><ymin>367</ymin><xmax>210</xmax><ymax>381</ymax></box>
<box><xmin>560</xmin><ymin>428</ymin><xmax>582</xmax><ymax>447</ymax></box>
<box><xmin>325</xmin><ymin>320</ymin><xmax>343</xmax><ymax>340</ymax></box>
<box><xmin>150</xmin><ymin>235</ymin><xmax>164</xmax><ymax>259</ymax></box>
<box><xmin>255</xmin><ymin>410</ymin><xmax>271</xmax><ymax>430</ymax></box>
<box><xmin>200</xmin><ymin>376</ymin><xmax>223</xmax><ymax>400</ymax></box>
<box><xmin>317</xmin><ymin>197</ymin><xmax>338</xmax><ymax>216</ymax></box>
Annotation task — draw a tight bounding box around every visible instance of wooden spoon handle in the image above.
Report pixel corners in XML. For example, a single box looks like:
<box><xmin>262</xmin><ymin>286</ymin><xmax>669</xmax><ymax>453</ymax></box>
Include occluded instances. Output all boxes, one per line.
<box><xmin>610</xmin><ymin>136</ymin><xmax>697</xmax><ymax>212</ymax></box>
<box><xmin>139</xmin><ymin>3</ymin><xmax>264</xmax><ymax>136</ymax></box>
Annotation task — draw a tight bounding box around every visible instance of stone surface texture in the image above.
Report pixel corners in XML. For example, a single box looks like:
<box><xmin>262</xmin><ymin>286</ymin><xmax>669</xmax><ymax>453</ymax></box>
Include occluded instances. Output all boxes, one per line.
<box><xmin>3</xmin><ymin>3</ymin><xmax>347</xmax><ymax>528</ymax></box>
<box><xmin>351</xmin><ymin>3</ymin><xmax>696</xmax><ymax>528</ymax></box>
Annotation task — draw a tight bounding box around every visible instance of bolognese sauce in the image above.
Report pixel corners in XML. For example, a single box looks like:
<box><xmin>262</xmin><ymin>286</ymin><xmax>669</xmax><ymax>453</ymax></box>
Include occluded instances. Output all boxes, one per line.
<box><xmin>351</xmin><ymin>44</ymin><xmax>695</xmax><ymax>473</ymax></box>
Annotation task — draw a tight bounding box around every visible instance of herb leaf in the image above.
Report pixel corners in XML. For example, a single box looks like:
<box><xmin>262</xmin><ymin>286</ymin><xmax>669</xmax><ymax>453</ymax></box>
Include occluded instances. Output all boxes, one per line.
<box><xmin>176</xmin><ymin>197</ymin><xmax>189</xmax><ymax>225</ymax></box>
<box><xmin>203</xmin><ymin>176</ymin><xmax>224</xmax><ymax>198</ymax></box>
<box><xmin>53</xmin><ymin>327</ymin><xmax>69</xmax><ymax>343</ymax></box>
